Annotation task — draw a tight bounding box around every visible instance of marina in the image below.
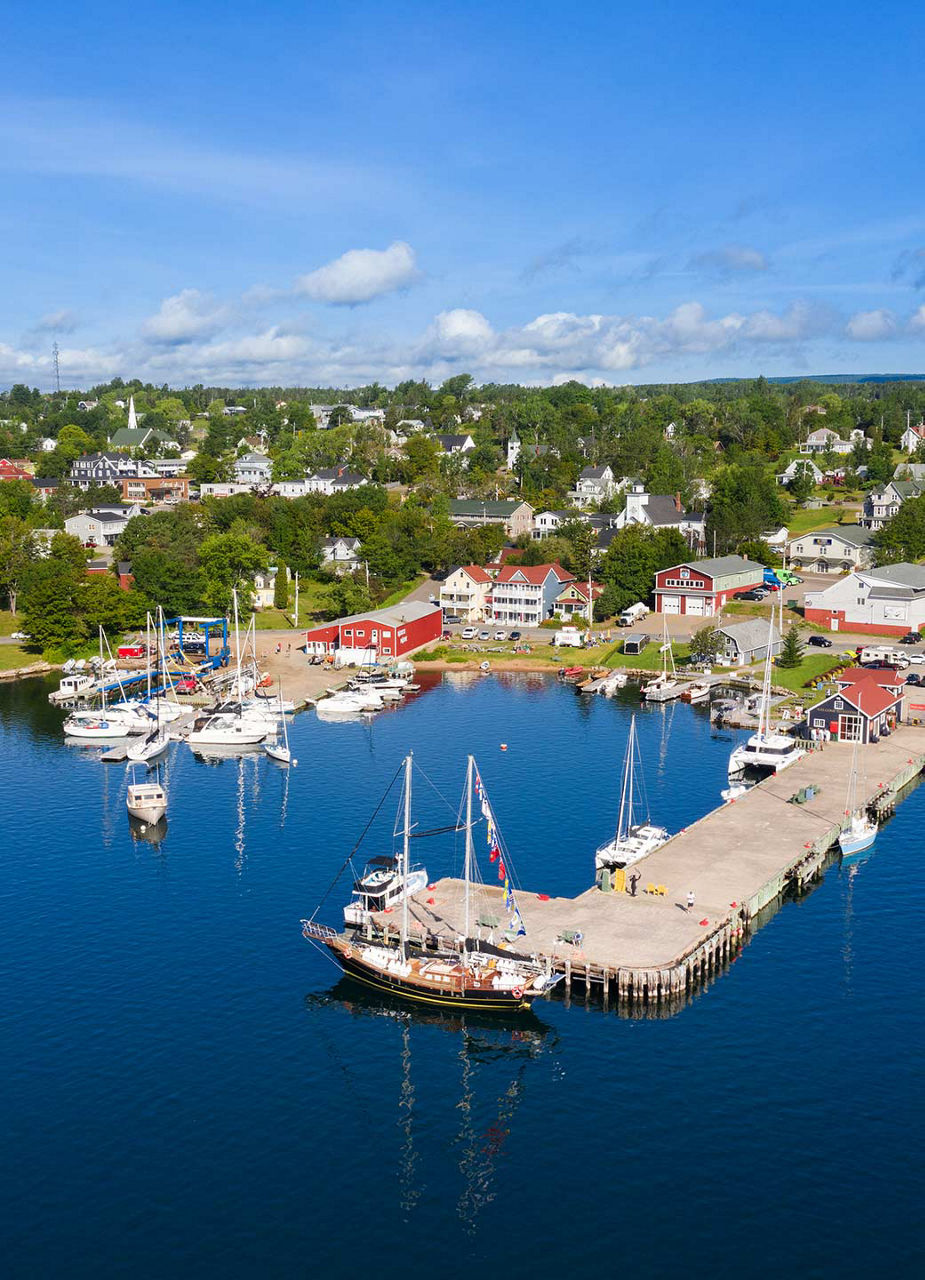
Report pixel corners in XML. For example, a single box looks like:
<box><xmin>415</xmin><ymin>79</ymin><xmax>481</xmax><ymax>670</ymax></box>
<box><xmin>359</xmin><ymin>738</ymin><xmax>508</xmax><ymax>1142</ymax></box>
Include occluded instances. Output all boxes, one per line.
<box><xmin>1</xmin><ymin>666</ymin><xmax>920</xmax><ymax>1276</ymax></box>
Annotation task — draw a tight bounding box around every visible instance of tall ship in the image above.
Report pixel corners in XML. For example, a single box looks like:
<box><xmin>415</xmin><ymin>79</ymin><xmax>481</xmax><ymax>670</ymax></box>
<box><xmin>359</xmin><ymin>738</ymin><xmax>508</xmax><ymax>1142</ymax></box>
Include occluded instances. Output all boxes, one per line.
<box><xmin>595</xmin><ymin>714</ymin><xmax>669</xmax><ymax>875</ymax></box>
<box><xmin>302</xmin><ymin>754</ymin><xmax>560</xmax><ymax>1012</ymax></box>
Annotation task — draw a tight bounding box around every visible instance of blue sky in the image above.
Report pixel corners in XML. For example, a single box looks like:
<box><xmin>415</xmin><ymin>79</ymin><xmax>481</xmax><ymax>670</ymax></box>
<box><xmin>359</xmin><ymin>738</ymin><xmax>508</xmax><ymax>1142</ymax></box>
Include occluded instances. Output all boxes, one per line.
<box><xmin>2</xmin><ymin>0</ymin><xmax>925</xmax><ymax>389</ymax></box>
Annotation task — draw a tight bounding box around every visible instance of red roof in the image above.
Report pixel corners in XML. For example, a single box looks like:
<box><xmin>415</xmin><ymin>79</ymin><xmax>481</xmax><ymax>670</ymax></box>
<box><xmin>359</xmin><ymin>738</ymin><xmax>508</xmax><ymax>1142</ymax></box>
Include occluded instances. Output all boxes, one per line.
<box><xmin>837</xmin><ymin>666</ymin><xmax>903</xmax><ymax>689</ymax></box>
<box><xmin>834</xmin><ymin>682</ymin><xmax>902</xmax><ymax>717</ymax></box>
<box><xmin>492</xmin><ymin>561</ymin><xmax>574</xmax><ymax>585</ymax></box>
<box><xmin>457</xmin><ymin>564</ymin><xmax>492</xmax><ymax>583</ymax></box>
<box><xmin>557</xmin><ymin>580</ymin><xmax>603</xmax><ymax>601</ymax></box>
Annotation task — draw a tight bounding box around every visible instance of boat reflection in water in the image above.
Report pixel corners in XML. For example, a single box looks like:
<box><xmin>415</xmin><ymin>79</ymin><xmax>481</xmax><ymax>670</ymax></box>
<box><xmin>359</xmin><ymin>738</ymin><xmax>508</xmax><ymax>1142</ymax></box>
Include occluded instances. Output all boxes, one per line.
<box><xmin>128</xmin><ymin>814</ymin><xmax>168</xmax><ymax>848</ymax></box>
<box><xmin>305</xmin><ymin>984</ymin><xmax>557</xmax><ymax>1230</ymax></box>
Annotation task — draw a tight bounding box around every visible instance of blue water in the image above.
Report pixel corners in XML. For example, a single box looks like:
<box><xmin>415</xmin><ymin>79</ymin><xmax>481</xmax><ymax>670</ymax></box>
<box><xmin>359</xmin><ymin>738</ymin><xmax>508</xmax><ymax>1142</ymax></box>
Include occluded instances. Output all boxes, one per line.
<box><xmin>1</xmin><ymin>673</ymin><xmax>922</xmax><ymax>1278</ymax></box>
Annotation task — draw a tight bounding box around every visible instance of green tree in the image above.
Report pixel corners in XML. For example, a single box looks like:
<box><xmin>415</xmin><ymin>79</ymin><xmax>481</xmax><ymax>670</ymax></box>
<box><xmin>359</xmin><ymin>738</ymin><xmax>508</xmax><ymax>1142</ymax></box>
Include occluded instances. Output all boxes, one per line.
<box><xmin>0</xmin><ymin>516</ymin><xmax>37</xmax><ymax>612</ymax></box>
<box><xmin>20</xmin><ymin>557</ymin><xmax>84</xmax><ymax>648</ymax></box>
<box><xmin>328</xmin><ymin>573</ymin><xmax>372</xmax><ymax>618</ymax></box>
<box><xmin>198</xmin><ymin>530</ymin><xmax>268</xmax><ymax>611</ymax></box>
<box><xmin>874</xmin><ymin>494</ymin><xmax>925</xmax><ymax>564</ymax></box>
<box><xmin>597</xmin><ymin>524</ymin><xmax>688</xmax><ymax>616</ymax></box>
<box><xmin>689</xmin><ymin>624</ymin><xmax>721</xmax><ymax>663</ymax></box>
<box><xmin>777</xmin><ymin>625</ymin><xmax>804</xmax><ymax>669</ymax></box>
<box><xmin>274</xmin><ymin>558</ymin><xmax>289</xmax><ymax>609</ymax></box>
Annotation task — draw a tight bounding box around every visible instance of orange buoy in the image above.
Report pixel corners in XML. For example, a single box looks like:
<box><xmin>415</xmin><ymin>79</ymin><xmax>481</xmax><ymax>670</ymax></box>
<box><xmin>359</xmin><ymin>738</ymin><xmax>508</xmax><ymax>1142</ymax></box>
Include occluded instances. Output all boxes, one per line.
<box><xmin>500</xmin><ymin>743</ymin><xmax>508</xmax><ymax>751</ymax></box>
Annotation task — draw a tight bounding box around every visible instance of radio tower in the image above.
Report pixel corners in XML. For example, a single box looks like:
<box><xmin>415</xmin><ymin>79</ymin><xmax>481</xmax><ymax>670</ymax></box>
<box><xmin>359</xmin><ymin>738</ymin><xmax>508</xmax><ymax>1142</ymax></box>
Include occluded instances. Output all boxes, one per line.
<box><xmin>52</xmin><ymin>341</ymin><xmax>61</xmax><ymax>394</ymax></box>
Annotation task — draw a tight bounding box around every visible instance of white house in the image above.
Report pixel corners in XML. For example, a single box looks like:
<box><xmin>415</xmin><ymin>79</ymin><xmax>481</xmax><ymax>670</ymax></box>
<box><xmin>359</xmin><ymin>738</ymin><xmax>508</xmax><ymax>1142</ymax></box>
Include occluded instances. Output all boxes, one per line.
<box><xmin>800</xmin><ymin>427</ymin><xmax>853</xmax><ymax>455</ymax></box>
<box><xmin>64</xmin><ymin>503</ymin><xmax>146</xmax><ymax>547</ymax></box>
<box><xmin>439</xmin><ymin>565</ymin><xmax>493</xmax><ymax>621</ymax></box>
<box><xmin>70</xmin><ymin>452</ymin><xmax>140</xmax><ymax>490</ymax></box>
<box><xmin>38</xmin><ymin>437</ymin><xmax>57</xmax><ymax>453</ymax></box>
<box><xmin>613</xmin><ymin>484</ymin><xmax>706</xmax><ymax>550</ymax></box>
<box><xmin>253</xmin><ymin>568</ymin><xmax>280</xmax><ymax>608</ymax></box>
<box><xmin>321</xmin><ymin>536</ymin><xmax>362</xmax><ymax>574</ymax></box>
<box><xmin>569</xmin><ymin>464</ymin><xmax>617</xmax><ymax>507</ymax></box>
<box><xmin>233</xmin><ymin>452</ymin><xmax>273</xmax><ymax>485</ymax></box>
<box><xmin>303</xmin><ymin>467</ymin><xmax>368</xmax><ymax>495</ymax></box>
<box><xmin>532</xmin><ymin>509</ymin><xmax>576</xmax><ymax>539</ymax></box>
<box><xmin>777</xmin><ymin>458</ymin><xmax>823</xmax><ymax>486</ymax></box>
<box><xmin>786</xmin><ymin>525</ymin><xmax>876</xmax><ymax>573</ymax></box>
<box><xmin>900</xmin><ymin>421</ymin><xmax>925</xmax><ymax>453</ymax></box>
<box><xmin>860</xmin><ymin>479</ymin><xmax>924</xmax><ymax>530</ymax></box>
<box><xmin>805</xmin><ymin>562</ymin><xmax>925</xmax><ymax>635</ymax></box>
<box><xmin>435</xmin><ymin>433</ymin><xmax>475</xmax><ymax>457</ymax></box>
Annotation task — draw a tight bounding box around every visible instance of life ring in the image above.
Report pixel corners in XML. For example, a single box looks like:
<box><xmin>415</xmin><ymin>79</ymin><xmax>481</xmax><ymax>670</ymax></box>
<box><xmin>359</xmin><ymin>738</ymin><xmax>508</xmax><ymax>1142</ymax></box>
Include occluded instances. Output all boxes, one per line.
<box><xmin>512</xmin><ymin>986</ymin><xmax>524</xmax><ymax>1000</ymax></box>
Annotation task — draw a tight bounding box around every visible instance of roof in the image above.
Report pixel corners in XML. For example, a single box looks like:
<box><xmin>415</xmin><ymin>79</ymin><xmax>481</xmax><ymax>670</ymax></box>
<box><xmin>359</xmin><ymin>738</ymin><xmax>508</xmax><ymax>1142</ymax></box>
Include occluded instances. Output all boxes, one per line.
<box><xmin>792</xmin><ymin>524</ymin><xmax>875</xmax><ymax>548</ymax></box>
<box><xmin>640</xmin><ymin>495</ymin><xmax>689</xmax><ymax>525</ymax></box>
<box><xmin>817</xmin><ymin>682</ymin><xmax>902</xmax><ymax>718</ymax></box>
<box><xmin>109</xmin><ymin>426</ymin><xmax>164</xmax><ymax>447</ymax></box>
<box><xmin>236</xmin><ymin>452</ymin><xmax>271</xmax><ymax>465</ymax></box>
<box><xmin>713</xmin><ymin>619</ymin><xmax>780</xmax><ymax>650</ymax></box>
<box><xmin>557</xmin><ymin>580</ymin><xmax>603</xmax><ymax>600</ymax></box>
<box><xmin>315</xmin><ymin>600</ymin><xmax>442</xmax><ymax>631</ymax></box>
<box><xmin>837</xmin><ymin>667</ymin><xmax>905</xmax><ymax>689</ymax></box>
<box><xmin>452</xmin><ymin>564</ymin><xmax>493</xmax><ymax>583</ymax></box>
<box><xmin>667</xmin><ymin>555</ymin><xmax>764</xmax><ymax>579</ymax></box>
<box><xmin>863</xmin><ymin>563</ymin><xmax>925</xmax><ymax>591</ymax></box>
<box><xmin>449</xmin><ymin>499</ymin><xmax>530</xmax><ymax>517</ymax></box>
<box><xmin>579</xmin><ymin>465</ymin><xmax>611</xmax><ymax>480</ymax></box>
<box><xmin>492</xmin><ymin>562</ymin><xmax>574</xmax><ymax>585</ymax></box>
<box><xmin>435</xmin><ymin>433</ymin><xmax>473</xmax><ymax>448</ymax></box>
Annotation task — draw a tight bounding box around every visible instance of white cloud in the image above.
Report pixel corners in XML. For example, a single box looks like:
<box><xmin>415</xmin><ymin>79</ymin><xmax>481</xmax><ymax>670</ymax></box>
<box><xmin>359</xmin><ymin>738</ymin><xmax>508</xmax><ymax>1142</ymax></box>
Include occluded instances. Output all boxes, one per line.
<box><xmin>294</xmin><ymin>241</ymin><xmax>420</xmax><ymax>305</ymax></box>
<box><xmin>909</xmin><ymin>305</ymin><xmax>925</xmax><ymax>331</ymax></box>
<box><xmin>846</xmin><ymin>308</ymin><xmax>897</xmax><ymax>341</ymax></box>
<box><xmin>142</xmin><ymin>290</ymin><xmax>228</xmax><ymax>344</ymax></box>
<box><xmin>690</xmin><ymin>244</ymin><xmax>769</xmax><ymax>274</ymax></box>
<box><xmin>33</xmin><ymin>309</ymin><xmax>78</xmax><ymax>334</ymax></box>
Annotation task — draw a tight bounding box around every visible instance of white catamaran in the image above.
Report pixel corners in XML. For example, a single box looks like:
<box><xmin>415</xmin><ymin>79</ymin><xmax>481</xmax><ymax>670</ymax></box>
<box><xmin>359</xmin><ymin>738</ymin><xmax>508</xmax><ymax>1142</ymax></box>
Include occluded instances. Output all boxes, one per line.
<box><xmin>595</xmin><ymin>713</ymin><xmax>669</xmax><ymax>873</ymax></box>
<box><xmin>728</xmin><ymin>617</ymin><xmax>804</xmax><ymax>777</ymax></box>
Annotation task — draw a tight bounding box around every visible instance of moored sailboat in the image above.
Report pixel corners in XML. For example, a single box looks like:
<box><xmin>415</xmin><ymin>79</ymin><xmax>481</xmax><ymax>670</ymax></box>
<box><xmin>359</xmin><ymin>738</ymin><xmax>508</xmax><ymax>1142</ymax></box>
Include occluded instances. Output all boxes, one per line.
<box><xmin>302</xmin><ymin>754</ymin><xmax>559</xmax><ymax>1011</ymax></box>
<box><xmin>728</xmin><ymin>618</ymin><xmax>804</xmax><ymax>777</ymax></box>
<box><xmin>838</xmin><ymin>727</ymin><xmax>877</xmax><ymax>858</ymax></box>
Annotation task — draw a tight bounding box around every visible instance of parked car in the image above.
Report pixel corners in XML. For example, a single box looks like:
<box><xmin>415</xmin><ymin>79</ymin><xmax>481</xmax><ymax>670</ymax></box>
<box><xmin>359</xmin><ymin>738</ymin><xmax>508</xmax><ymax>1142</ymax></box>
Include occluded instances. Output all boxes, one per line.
<box><xmin>461</xmin><ymin>626</ymin><xmax>478</xmax><ymax>639</ymax></box>
<box><xmin>777</xmin><ymin>570</ymin><xmax>803</xmax><ymax>586</ymax></box>
<box><xmin>443</xmin><ymin>614</ymin><xmax>463</xmax><ymax>625</ymax></box>
<box><xmin>10</xmin><ymin>630</ymin><xmax>29</xmax><ymax>640</ymax></box>
<box><xmin>738</xmin><ymin>589</ymin><xmax>766</xmax><ymax>602</ymax></box>
<box><xmin>908</xmin><ymin>653</ymin><xmax>925</xmax><ymax>666</ymax></box>
<box><xmin>905</xmin><ymin>673</ymin><xmax>922</xmax><ymax>686</ymax></box>
<box><xmin>899</xmin><ymin>632</ymin><xmax>921</xmax><ymax>645</ymax></box>
<box><xmin>509</xmin><ymin>630</ymin><xmax>522</xmax><ymax>641</ymax></box>
<box><xmin>807</xmin><ymin>635</ymin><xmax>833</xmax><ymax>648</ymax></box>
<box><xmin>478</xmin><ymin>630</ymin><xmax>491</xmax><ymax>641</ymax></box>
<box><xmin>493</xmin><ymin>630</ymin><xmax>506</xmax><ymax>641</ymax></box>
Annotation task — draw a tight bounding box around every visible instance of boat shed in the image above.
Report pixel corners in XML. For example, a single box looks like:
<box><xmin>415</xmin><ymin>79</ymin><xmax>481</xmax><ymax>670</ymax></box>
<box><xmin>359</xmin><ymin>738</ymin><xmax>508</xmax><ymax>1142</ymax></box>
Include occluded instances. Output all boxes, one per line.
<box><xmin>806</xmin><ymin>671</ymin><xmax>903</xmax><ymax>743</ymax></box>
<box><xmin>652</xmin><ymin>555</ymin><xmax>765</xmax><ymax>617</ymax></box>
<box><xmin>304</xmin><ymin>602</ymin><xmax>443</xmax><ymax>666</ymax></box>
<box><xmin>713</xmin><ymin>619</ymin><xmax>781</xmax><ymax>667</ymax></box>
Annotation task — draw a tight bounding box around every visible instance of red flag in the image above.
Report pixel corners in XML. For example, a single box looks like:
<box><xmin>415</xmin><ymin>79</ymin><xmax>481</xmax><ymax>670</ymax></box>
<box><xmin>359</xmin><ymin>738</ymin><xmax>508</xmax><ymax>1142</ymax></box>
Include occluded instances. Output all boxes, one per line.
<box><xmin>497</xmin><ymin>859</ymin><xmax>506</xmax><ymax>881</ymax></box>
<box><xmin>489</xmin><ymin>844</ymin><xmax>500</xmax><ymax>863</ymax></box>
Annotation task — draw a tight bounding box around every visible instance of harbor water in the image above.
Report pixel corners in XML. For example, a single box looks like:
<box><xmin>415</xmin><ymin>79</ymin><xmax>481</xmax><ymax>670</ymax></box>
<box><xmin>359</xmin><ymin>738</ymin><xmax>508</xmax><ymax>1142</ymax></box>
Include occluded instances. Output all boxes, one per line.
<box><xmin>0</xmin><ymin>672</ymin><xmax>921</xmax><ymax>1277</ymax></box>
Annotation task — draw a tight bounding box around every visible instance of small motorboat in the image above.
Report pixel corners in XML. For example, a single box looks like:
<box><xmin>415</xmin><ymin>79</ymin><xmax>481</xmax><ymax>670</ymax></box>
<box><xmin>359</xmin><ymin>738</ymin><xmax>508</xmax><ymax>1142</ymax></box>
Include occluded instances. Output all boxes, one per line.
<box><xmin>126</xmin><ymin>770</ymin><xmax>167</xmax><ymax>824</ymax></box>
<box><xmin>126</xmin><ymin>730</ymin><xmax>170</xmax><ymax>764</ymax></box>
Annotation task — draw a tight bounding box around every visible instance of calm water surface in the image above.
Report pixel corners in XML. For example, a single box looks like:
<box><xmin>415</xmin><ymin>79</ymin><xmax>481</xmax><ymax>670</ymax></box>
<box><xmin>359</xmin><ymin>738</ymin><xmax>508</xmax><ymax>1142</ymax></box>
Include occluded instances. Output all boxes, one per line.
<box><xmin>0</xmin><ymin>673</ymin><xmax>921</xmax><ymax>1278</ymax></box>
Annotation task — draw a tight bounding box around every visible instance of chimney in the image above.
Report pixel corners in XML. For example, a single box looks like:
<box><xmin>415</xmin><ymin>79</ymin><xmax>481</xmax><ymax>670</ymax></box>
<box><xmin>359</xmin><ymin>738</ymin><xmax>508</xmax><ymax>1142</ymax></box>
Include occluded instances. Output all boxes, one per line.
<box><xmin>674</xmin><ymin>491</ymin><xmax>682</xmax><ymax>513</ymax></box>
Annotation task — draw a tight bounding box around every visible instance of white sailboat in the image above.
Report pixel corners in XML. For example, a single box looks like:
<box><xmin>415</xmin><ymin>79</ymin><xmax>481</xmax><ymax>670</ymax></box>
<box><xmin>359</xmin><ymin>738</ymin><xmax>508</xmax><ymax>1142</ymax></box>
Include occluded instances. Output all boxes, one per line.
<box><xmin>838</xmin><ymin>726</ymin><xmax>877</xmax><ymax>857</ymax></box>
<box><xmin>728</xmin><ymin>617</ymin><xmax>804</xmax><ymax>776</ymax></box>
<box><xmin>595</xmin><ymin>714</ymin><xmax>669</xmax><ymax>873</ymax></box>
<box><xmin>63</xmin><ymin>627</ymin><xmax>150</xmax><ymax>738</ymax></box>
<box><xmin>264</xmin><ymin>685</ymin><xmax>296</xmax><ymax>765</ymax></box>
<box><xmin>126</xmin><ymin>615</ymin><xmax>171</xmax><ymax>764</ymax></box>
<box><xmin>642</xmin><ymin>618</ymin><xmax>681</xmax><ymax>702</ymax></box>
<box><xmin>188</xmin><ymin>591</ymin><xmax>269</xmax><ymax>749</ymax></box>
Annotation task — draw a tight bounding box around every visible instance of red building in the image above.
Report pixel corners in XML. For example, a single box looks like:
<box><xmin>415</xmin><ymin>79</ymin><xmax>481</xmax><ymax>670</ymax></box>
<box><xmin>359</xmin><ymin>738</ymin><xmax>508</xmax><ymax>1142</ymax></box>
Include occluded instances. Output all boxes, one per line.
<box><xmin>652</xmin><ymin>555</ymin><xmax>765</xmax><ymax>617</ymax></box>
<box><xmin>0</xmin><ymin>458</ymin><xmax>33</xmax><ymax>482</ymax></box>
<box><xmin>304</xmin><ymin>601</ymin><xmax>442</xmax><ymax>665</ymax></box>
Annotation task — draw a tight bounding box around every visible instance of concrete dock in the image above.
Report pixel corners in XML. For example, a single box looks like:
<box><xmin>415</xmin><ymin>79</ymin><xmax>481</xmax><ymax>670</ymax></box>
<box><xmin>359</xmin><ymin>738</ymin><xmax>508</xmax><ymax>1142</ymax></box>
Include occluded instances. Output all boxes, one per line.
<box><xmin>384</xmin><ymin>726</ymin><xmax>925</xmax><ymax>1009</ymax></box>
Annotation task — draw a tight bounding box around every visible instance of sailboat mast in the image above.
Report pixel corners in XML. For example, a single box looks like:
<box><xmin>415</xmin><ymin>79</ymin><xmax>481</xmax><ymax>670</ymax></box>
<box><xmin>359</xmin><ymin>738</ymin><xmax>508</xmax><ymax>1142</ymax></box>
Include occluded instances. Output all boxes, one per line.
<box><xmin>464</xmin><ymin>755</ymin><xmax>473</xmax><ymax>950</ymax></box>
<box><xmin>401</xmin><ymin>752</ymin><xmax>413</xmax><ymax>959</ymax></box>
<box><xmin>616</xmin><ymin>716</ymin><xmax>635</xmax><ymax>840</ymax></box>
<box><xmin>232</xmin><ymin>588</ymin><xmax>242</xmax><ymax>700</ymax></box>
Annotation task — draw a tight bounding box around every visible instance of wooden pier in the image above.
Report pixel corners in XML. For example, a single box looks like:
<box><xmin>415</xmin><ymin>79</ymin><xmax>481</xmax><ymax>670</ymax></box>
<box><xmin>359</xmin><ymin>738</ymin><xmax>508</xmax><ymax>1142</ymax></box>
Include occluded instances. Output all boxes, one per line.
<box><xmin>385</xmin><ymin>726</ymin><xmax>925</xmax><ymax>1012</ymax></box>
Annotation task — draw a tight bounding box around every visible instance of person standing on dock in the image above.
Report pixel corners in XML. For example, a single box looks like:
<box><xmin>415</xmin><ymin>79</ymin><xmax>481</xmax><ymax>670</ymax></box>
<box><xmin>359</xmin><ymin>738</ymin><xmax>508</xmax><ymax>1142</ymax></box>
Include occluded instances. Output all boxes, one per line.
<box><xmin>629</xmin><ymin>871</ymin><xmax>640</xmax><ymax>897</ymax></box>
<box><xmin>687</xmin><ymin>890</ymin><xmax>695</xmax><ymax>912</ymax></box>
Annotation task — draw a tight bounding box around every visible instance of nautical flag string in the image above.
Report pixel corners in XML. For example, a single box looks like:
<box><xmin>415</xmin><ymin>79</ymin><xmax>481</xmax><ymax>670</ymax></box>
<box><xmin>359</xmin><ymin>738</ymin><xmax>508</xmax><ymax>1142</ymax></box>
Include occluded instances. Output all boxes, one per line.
<box><xmin>509</xmin><ymin>908</ymin><xmax>526</xmax><ymax>937</ymax></box>
<box><xmin>475</xmin><ymin>764</ymin><xmax>521</xmax><ymax>922</ymax></box>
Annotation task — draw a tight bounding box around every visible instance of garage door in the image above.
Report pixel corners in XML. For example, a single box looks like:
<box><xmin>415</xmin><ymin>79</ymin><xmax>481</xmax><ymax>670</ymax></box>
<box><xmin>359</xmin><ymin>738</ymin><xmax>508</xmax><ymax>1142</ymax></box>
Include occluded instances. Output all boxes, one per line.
<box><xmin>685</xmin><ymin>597</ymin><xmax>706</xmax><ymax>616</ymax></box>
<box><xmin>661</xmin><ymin>595</ymin><xmax>681</xmax><ymax>614</ymax></box>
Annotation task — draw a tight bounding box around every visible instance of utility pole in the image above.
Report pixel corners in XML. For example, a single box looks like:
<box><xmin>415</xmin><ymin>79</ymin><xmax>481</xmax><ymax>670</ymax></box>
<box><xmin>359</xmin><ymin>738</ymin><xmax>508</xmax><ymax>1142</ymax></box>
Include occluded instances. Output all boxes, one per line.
<box><xmin>292</xmin><ymin>571</ymin><xmax>299</xmax><ymax>628</ymax></box>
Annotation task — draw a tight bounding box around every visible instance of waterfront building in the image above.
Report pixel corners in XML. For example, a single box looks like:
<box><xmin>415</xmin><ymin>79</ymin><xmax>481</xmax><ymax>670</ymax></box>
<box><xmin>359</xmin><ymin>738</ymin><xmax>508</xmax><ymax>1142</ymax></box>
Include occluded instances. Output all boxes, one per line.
<box><xmin>303</xmin><ymin>601</ymin><xmax>443</xmax><ymax>664</ymax></box>
<box><xmin>713</xmin><ymin>619</ymin><xmax>781</xmax><ymax>666</ymax></box>
<box><xmin>804</xmin><ymin>562</ymin><xmax>925</xmax><ymax>634</ymax></box>
<box><xmin>653</xmin><ymin>555</ymin><xmax>765</xmax><ymax>617</ymax></box>
<box><xmin>486</xmin><ymin>563</ymin><xmax>574</xmax><ymax>627</ymax></box>
<box><xmin>807</xmin><ymin>669</ymin><xmax>904</xmax><ymax>742</ymax></box>
<box><xmin>439</xmin><ymin>565</ymin><xmax>493</xmax><ymax>621</ymax></box>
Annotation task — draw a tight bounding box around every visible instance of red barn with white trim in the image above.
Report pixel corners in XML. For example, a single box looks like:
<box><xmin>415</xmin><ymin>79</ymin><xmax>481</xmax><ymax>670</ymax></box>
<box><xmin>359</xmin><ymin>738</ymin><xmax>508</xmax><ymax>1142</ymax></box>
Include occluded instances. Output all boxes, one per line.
<box><xmin>652</xmin><ymin>555</ymin><xmax>765</xmax><ymax>617</ymax></box>
<box><xmin>304</xmin><ymin>601</ymin><xmax>442</xmax><ymax>666</ymax></box>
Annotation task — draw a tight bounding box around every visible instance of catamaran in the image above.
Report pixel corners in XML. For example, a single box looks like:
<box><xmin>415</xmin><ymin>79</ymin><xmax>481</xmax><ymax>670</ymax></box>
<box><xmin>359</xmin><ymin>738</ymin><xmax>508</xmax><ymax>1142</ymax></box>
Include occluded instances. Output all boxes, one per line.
<box><xmin>728</xmin><ymin>618</ymin><xmax>804</xmax><ymax>777</ymax></box>
<box><xmin>302</xmin><ymin>753</ymin><xmax>559</xmax><ymax>1011</ymax></box>
<box><xmin>595</xmin><ymin>714</ymin><xmax>669</xmax><ymax>873</ymax></box>
<box><xmin>838</xmin><ymin>728</ymin><xmax>877</xmax><ymax>857</ymax></box>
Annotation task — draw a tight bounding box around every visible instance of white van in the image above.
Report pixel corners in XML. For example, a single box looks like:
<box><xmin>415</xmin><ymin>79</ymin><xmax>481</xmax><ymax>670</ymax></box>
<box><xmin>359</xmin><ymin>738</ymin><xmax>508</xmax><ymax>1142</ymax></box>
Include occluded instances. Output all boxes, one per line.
<box><xmin>618</xmin><ymin>602</ymin><xmax>649</xmax><ymax>627</ymax></box>
<box><xmin>553</xmin><ymin>626</ymin><xmax>585</xmax><ymax>648</ymax></box>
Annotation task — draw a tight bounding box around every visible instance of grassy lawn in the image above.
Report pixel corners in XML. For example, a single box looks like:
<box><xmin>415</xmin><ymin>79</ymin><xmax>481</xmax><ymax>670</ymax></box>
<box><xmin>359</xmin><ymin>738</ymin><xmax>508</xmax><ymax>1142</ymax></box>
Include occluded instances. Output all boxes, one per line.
<box><xmin>770</xmin><ymin>652</ymin><xmax>842</xmax><ymax>692</ymax></box>
<box><xmin>253</xmin><ymin>578</ymin><xmax>338</xmax><ymax>629</ymax></box>
<box><xmin>378</xmin><ymin>574</ymin><xmax>428</xmax><ymax>608</ymax></box>
<box><xmin>786</xmin><ymin>505</ymin><xmax>852</xmax><ymax>536</ymax></box>
<box><xmin>0</xmin><ymin>645</ymin><xmax>33</xmax><ymax>671</ymax></box>
<box><xmin>0</xmin><ymin>610</ymin><xmax>21</xmax><ymax>637</ymax></box>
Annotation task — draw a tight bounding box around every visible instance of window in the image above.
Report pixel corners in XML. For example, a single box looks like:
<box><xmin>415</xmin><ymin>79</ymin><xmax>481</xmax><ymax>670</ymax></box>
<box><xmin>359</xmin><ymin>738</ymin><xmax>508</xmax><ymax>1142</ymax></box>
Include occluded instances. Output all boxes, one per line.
<box><xmin>833</xmin><ymin>699</ymin><xmax>843</xmax><ymax>710</ymax></box>
<box><xmin>813</xmin><ymin>718</ymin><xmax>825</xmax><ymax>727</ymax></box>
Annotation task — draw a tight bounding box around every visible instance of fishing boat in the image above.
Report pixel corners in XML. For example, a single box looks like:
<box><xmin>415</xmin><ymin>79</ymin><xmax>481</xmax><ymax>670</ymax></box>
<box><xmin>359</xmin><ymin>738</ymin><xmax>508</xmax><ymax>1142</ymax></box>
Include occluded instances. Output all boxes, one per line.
<box><xmin>728</xmin><ymin>618</ymin><xmax>804</xmax><ymax>777</ymax></box>
<box><xmin>682</xmin><ymin>677</ymin><xmax>712</xmax><ymax>704</ymax></box>
<box><xmin>595</xmin><ymin>714</ymin><xmax>669</xmax><ymax>873</ymax></box>
<box><xmin>315</xmin><ymin>689</ymin><xmax>385</xmax><ymax>720</ymax></box>
<box><xmin>302</xmin><ymin>754</ymin><xmax>559</xmax><ymax>1011</ymax></box>
<box><xmin>126</xmin><ymin>767</ymin><xmax>167</xmax><ymax>824</ymax></box>
<box><xmin>264</xmin><ymin>685</ymin><xmax>296</xmax><ymax>765</ymax></box>
<box><xmin>838</xmin><ymin>731</ymin><xmax>877</xmax><ymax>857</ymax></box>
